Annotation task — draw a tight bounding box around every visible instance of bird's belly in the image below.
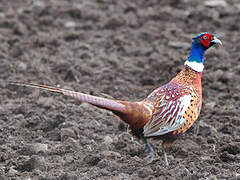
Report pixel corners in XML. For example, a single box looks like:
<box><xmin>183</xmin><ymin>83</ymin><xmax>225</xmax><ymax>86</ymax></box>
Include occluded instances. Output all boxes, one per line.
<box><xmin>172</xmin><ymin>103</ymin><xmax>200</xmax><ymax>135</ymax></box>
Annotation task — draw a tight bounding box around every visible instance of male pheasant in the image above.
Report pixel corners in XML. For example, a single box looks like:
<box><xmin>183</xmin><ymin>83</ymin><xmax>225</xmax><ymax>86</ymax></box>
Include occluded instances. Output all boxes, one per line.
<box><xmin>11</xmin><ymin>32</ymin><xmax>222</xmax><ymax>166</ymax></box>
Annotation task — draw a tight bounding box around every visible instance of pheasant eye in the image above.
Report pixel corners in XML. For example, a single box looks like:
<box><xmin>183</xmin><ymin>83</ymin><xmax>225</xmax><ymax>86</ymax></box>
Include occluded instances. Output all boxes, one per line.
<box><xmin>202</xmin><ymin>35</ymin><xmax>208</xmax><ymax>40</ymax></box>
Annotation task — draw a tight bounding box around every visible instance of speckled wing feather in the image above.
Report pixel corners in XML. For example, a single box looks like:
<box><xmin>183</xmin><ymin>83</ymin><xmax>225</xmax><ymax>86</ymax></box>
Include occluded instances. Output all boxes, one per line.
<box><xmin>143</xmin><ymin>83</ymin><xmax>193</xmax><ymax>137</ymax></box>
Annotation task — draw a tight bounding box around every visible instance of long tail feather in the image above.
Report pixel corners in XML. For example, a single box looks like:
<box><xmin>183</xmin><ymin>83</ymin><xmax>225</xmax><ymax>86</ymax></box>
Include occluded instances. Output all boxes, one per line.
<box><xmin>9</xmin><ymin>81</ymin><xmax>126</xmax><ymax>113</ymax></box>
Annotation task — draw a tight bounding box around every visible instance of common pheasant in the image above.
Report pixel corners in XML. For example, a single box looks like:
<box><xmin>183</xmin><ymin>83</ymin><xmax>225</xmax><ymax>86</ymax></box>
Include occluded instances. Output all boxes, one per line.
<box><xmin>11</xmin><ymin>32</ymin><xmax>222</xmax><ymax>166</ymax></box>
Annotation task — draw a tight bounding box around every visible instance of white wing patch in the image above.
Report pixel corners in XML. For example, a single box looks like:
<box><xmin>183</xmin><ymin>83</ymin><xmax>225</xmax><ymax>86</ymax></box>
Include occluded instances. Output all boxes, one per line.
<box><xmin>143</xmin><ymin>94</ymin><xmax>192</xmax><ymax>137</ymax></box>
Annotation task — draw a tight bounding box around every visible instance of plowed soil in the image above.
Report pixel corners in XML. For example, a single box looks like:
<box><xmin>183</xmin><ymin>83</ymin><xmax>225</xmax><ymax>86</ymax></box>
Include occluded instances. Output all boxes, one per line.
<box><xmin>0</xmin><ymin>0</ymin><xmax>240</xmax><ymax>179</ymax></box>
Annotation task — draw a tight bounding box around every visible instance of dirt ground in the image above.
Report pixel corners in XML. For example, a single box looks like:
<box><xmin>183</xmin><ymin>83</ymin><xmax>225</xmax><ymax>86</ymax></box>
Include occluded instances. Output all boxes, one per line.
<box><xmin>0</xmin><ymin>0</ymin><xmax>240</xmax><ymax>179</ymax></box>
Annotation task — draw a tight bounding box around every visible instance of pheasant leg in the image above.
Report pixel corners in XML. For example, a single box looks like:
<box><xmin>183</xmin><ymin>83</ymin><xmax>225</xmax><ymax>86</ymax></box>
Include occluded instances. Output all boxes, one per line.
<box><xmin>144</xmin><ymin>140</ymin><xmax>155</xmax><ymax>163</ymax></box>
<box><xmin>162</xmin><ymin>148</ymin><xmax>169</xmax><ymax>167</ymax></box>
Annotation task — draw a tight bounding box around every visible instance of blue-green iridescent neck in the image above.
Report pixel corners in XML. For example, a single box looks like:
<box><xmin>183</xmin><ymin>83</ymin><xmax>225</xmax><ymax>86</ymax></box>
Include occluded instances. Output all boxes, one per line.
<box><xmin>187</xmin><ymin>41</ymin><xmax>206</xmax><ymax>64</ymax></box>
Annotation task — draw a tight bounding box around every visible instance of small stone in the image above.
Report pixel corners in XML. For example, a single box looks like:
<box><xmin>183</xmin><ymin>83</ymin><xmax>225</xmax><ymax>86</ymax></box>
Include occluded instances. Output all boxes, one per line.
<box><xmin>0</xmin><ymin>13</ymin><xmax>5</xmax><ymax>18</ymax></box>
<box><xmin>168</xmin><ymin>41</ymin><xmax>190</xmax><ymax>50</ymax></box>
<box><xmin>32</xmin><ymin>1</ymin><xmax>45</xmax><ymax>7</ymax></box>
<box><xmin>101</xmin><ymin>151</ymin><xmax>121</xmax><ymax>159</ymax></box>
<box><xmin>236</xmin><ymin>4</ymin><xmax>240</xmax><ymax>10</ymax></box>
<box><xmin>64</xmin><ymin>21</ymin><xmax>76</xmax><ymax>28</ymax></box>
<box><xmin>33</xmin><ymin>143</ymin><xmax>48</xmax><ymax>153</ymax></box>
<box><xmin>204</xmin><ymin>0</ymin><xmax>228</xmax><ymax>7</ymax></box>
<box><xmin>37</xmin><ymin>97</ymin><xmax>53</xmax><ymax>108</ymax></box>
<box><xmin>225</xmin><ymin>72</ymin><xmax>235</xmax><ymax>81</ymax></box>
<box><xmin>171</xmin><ymin>166</ymin><xmax>191</xmax><ymax>177</ymax></box>
<box><xmin>206</xmin><ymin>175</ymin><xmax>217</xmax><ymax>180</ymax></box>
<box><xmin>205</xmin><ymin>101</ymin><xmax>216</xmax><ymax>108</ymax></box>
<box><xmin>17</xmin><ymin>8</ymin><xmax>24</xmax><ymax>14</ymax></box>
<box><xmin>116</xmin><ymin>173</ymin><xmax>131</xmax><ymax>180</ymax></box>
<box><xmin>201</xmin><ymin>156</ymin><xmax>212</xmax><ymax>161</ymax></box>
<box><xmin>17</xmin><ymin>61</ymin><xmax>27</xmax><ymax>71</ymax></box>
<box><xmin>197</xmin><ymin>121</ymin><xmax>218</xmax><ymax>137</ymax></box>
<box><xmin>215</xmin><ymin>69</ymin><xmax>224</xmax><ymax>77</ymax></box>
<box><xmin>99</xmin><ymin>136</ymin><xmax>113</xmax><ymax>151</ymax></box>
<box><xmin>8</xmin><ymin>166</ymin><xmax>19</xmax><ymax>176</ymax></box>
<box><xmin>103</xmin><ymin>135</ymin><xmax>113</xmax><ymax>145</ymax></box>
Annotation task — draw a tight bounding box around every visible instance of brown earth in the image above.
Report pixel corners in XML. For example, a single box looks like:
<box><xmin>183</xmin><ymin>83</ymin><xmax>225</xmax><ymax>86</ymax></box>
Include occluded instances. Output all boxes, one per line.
<box><xmin>0</xmin><ymin>0</ymin><xmax>240</xmax><ymax>179</ymax></box>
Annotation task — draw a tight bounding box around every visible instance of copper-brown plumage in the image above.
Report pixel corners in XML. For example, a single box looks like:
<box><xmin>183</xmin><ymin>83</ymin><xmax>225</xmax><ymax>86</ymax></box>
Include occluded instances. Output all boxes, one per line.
<box><xmin>10</xmin><ymin>33</ymin><xmax>222</xmax><ymax>166</ymax></box>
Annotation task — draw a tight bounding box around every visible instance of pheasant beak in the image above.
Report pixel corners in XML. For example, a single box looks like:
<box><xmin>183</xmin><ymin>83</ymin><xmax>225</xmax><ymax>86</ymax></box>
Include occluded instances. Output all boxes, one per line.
<box><xmin>212</xmin><ymin>37</ymin><xmax>222</xmax><ymax>48</ymax></box>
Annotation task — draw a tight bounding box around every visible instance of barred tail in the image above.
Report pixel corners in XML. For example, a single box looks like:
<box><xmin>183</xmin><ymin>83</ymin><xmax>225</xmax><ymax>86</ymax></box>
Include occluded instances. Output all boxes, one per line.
<box><xmin>10</xmin><ymin>81</ymin><xmax>126</xmax><ymax>113</ymax></box>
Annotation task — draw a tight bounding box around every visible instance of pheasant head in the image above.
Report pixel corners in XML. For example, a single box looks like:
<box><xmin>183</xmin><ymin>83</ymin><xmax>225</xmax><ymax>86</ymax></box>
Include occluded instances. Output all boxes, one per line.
<box><xmin>185</xmin><ymin>32</ymin><xmax>222</xmax><ymax>72</ymax></box>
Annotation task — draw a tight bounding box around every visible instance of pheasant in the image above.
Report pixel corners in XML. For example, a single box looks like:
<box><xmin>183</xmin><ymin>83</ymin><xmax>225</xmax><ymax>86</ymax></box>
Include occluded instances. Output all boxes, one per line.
<box><xmin>11</xmin><ymin>32</ymin><xmax>222</xmax><ymax>166</ymax></box>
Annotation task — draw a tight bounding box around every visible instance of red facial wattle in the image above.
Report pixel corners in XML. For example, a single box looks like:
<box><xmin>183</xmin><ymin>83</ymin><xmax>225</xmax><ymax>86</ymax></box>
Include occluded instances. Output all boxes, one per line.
<box><xmin>201</xmin><ymin>39</ymin><xmax>210</xmax><ymax>47</ymax></box>
<box><xmin>200</xmin><ymin>34</ymin><xmax>214</xmax><ymax>48</ymax></box>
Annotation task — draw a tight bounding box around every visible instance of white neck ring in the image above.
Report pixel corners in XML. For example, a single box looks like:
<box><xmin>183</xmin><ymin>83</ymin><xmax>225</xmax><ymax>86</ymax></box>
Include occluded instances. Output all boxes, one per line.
<box><xmin>184</xmin><ymin>60</ymin><xmax>204</xmax><ymax>72</ymax></box>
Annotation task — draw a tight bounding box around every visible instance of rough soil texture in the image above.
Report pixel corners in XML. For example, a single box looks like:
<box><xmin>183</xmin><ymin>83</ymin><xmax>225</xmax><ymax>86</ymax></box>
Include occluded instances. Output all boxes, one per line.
<box><xmin>0</xmin><ymin>0</ymin><xmax>240</xmax><ymax>179</ymax></box>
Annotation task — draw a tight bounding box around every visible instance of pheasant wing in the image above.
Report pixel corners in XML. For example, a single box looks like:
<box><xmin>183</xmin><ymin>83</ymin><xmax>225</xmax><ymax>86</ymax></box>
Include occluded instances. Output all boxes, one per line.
<box><xmin>143</xmin><ymin>84</ymin><xmax>192</xmax><ymax>137</ymax></box>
